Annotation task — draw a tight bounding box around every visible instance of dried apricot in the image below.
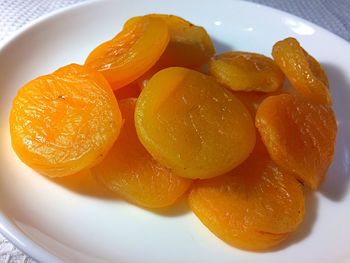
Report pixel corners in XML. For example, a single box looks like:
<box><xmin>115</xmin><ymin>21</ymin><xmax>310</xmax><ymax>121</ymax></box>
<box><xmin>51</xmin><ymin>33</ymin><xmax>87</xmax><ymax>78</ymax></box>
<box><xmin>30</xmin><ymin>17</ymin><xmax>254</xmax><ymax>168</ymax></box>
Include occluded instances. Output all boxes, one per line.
<box><xmin>208</xmin><ymin>52</ymin><xmax>284</xmax><ymax>92</ymax></box>
<box><xmin>91</xmin><ymin>99</ymin><xmax>192</xmax><ymax>208</ymax></box>
<box><xmin>189</xmin><ymin>153</ymin><xmax>304</xmax><ymax>250</ymax></box>
<box><xmin>272</xmin><ymin>37</ymin><xmax>331</xmax><ymax>104</ymax></box>
<box><xmin>147</xmin><ymin>14</ymin><xmax>215</xmax><ymax>67</ymax></box>
<box><xmin>256</xmin><ymin>94</ymin><xmax>337</xmax><ymax>189</ymax></box>
<box><xmin>85</xmin><ymin>16</ymin><xmax>169</xmax><ymax>89</ymax></box>
<box><xmin>10</xmin><ymin>64</ymin><xmax>122</xmax><ymax>177</ymax></box>
<box><xmin>135</xmin><ymin>67</ymin><xmax>256</xmax><ymax>179</ymax></box>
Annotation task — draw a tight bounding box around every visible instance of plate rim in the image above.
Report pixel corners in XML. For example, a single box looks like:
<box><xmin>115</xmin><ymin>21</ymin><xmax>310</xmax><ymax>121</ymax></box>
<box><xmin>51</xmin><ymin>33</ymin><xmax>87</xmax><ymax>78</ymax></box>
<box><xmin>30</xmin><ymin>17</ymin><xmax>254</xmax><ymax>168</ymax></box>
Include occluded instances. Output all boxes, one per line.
<box><xmin>0</xmin><ymin>0</ymin><xmax>349</xmax><ymax>262</ymax></box>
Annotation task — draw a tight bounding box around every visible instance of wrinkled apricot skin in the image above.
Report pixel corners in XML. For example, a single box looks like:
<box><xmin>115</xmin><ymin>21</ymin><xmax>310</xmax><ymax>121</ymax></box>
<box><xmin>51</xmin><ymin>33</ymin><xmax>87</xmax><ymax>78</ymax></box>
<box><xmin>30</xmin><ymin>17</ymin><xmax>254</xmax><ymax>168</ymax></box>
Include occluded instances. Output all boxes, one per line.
<box><xmin>92</xmin><ymin>99</ymin><xmax>192</xmax><ymax>208</ymax></box>
<box><xmin>10</xmin><ymin>64</ymin><xmax>122</xmax><ymax>177</ymax></box>
<box><xmin>127</xmin><ymin>14</ymin><xmax>215</xmax><ymax>90</ymax></box>
<box><xmin>256</xmin><ymin>94</ymin><xmax>337</xmax><ymax>189</ymax></box>
<box><xmin>85</xmin><ymin>16</ymin><xmax>169</xmax><ymax>89</ymax></box>
<box><xmin>135</xmin><ymin>67</ymin><xmax>256</xmax><ymax>179</ymax></box>
<box><xmin>209</xmin><ymin>52</ymin><xmax>284</xmax><ymax>92</ymax></box>
<box><xmin>189</xmin><ymin>153</ymin><xmax>305</xmax><ymax>251</ymax></box>
<box><xmin>272</xmin><ymin>37</ymin><xmax>331</xmax><ymax>104</ymax></box>
<box><xmin>146</xmin><ymin>14</ymin><xmax>215</xmax><ymax>67</ymax></box>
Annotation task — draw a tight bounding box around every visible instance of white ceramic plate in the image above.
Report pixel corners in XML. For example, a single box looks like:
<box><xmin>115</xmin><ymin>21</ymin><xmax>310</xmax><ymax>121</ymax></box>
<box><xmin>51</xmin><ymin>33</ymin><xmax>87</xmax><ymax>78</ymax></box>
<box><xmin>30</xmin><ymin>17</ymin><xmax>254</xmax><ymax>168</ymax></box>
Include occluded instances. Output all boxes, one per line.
<box><xmin>1</xmin><ymin>0</ymin><xmax>350</xmax><ymax>262</ymax></box>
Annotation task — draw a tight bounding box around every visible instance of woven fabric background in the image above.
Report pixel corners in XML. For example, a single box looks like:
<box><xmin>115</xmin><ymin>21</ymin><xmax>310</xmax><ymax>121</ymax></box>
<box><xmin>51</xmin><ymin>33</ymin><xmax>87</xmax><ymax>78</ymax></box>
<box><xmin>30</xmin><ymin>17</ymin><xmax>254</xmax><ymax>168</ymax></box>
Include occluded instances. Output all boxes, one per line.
<box><xmin>0</xmin><ymin>0</ymin><xmax>349</xmax><ymax>262</ymax></box>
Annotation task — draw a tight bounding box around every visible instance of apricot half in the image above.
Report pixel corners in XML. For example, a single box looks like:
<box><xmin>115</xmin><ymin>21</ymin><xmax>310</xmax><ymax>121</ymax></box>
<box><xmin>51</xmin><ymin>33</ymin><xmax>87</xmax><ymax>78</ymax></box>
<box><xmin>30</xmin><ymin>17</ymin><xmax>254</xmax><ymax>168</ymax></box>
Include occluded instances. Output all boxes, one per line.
<box><xmin>85</xmin><ymin>16</ymin><xmax>169</xmax><ymax>89</ymax></box>
<box><xmin>91</xmin><ymin>99</ymin><xmax>192</xmax><ymax>208</ymax></box>
<box><xmin>135</xmin><ymin>67</ymin><xmax>256</xmax><ymax>179</ymax></box>
<box><xmin>272</xmin><ymin>37</ymin><xmax>331</xmax><ymax>104</ymax></box>
<box><xmin>256</xmin><ymin>94</ymin><xmax>337</xmax><ymax>189</ymax></box>
<box><xmin>209</xmin><ymin>51</ymin><xmax>284</xmax><ymax>92</ymax></box>
<box><xmin>10</xmin><ymin>64</ymin><xmax>121</xmax><ymax>177</ymax></box>
<box><xmin>147</xmin><ymin>14</ymin><xmax>215</xmax><ymax>67</ymax></box>
<box><xmin>189</xmin><ymin>153</ymin><xmax>305</xmax><ymax>250</ymax></box>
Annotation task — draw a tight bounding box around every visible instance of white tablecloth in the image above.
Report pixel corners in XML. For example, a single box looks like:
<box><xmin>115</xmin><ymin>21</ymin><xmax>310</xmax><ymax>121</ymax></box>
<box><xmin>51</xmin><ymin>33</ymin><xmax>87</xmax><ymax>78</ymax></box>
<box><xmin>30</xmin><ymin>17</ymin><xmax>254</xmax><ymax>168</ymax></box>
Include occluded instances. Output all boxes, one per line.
<box><xmin>0</xmin><ymin>0</ymin><xmax>349</xmax><ymax>262</ymax></box>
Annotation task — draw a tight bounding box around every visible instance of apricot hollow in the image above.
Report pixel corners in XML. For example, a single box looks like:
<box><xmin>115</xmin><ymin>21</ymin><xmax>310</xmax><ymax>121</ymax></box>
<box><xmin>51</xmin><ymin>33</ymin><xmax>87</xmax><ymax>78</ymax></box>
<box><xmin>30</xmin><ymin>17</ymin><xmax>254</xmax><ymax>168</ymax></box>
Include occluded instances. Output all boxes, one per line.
<box><xmin>85</xmin><ymin>16</ymin><xmax>169</xmax><ymax>89</ymax></box>
<box><xmin>134</xmin><ymin>66</ymin><xmax>163</xmax><ymax>90</ymax></box>
<box><xmin>134</xmin><ymin>64</ymin><xmax>204</xmax><ymax>91</ymax></box>
<box><xmin>272</xmin><ymin>37</ymin><xmax>331</xmax><ymax>104</ymax></box>
<box><xmin>233</xmin><ymin>90</ymin><xmax>286</xmax><ymax>117</ymax></box>
<box><xmin>91</xmin><ymin>99</ymin><xmax>192</xmax><ymax>208</ymax></box>
<box><xmin>113</xmin><ymin>83</ymin><xmax>141</xmax><ymax>100</ymax></box>
<box><xmin>256</xmin><ymin>94</ymin><xmax>337</xmax><ymax>189</ymax></box>
<box><xmin>189</xmin><ymin>153</ymin><xmax>305</xmax><ymax>251</ymax></box>
<box><xmin>135</xmin><ymin>67</ymin><xmax>256</xmax><ymax>179</ymax></box>
<box><xmin>10</xmin><ymin>64</ymin><xmax>122</xmax><ymax>177</ymax></box>
<box><xmin>233</xmin><ymin>91</ymin><xmax>288</xmax><ymax>155</ymax></box>
<box><xmin>208</xmin><ymin>51</ymin><xmax>284</xmax><ymax>92</ymax></box>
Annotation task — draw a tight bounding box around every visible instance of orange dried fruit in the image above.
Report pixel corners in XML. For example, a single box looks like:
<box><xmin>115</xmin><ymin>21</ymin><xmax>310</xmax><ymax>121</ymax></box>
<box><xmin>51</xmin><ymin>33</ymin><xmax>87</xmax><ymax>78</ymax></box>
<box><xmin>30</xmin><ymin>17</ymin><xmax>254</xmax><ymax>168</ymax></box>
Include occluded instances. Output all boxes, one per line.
<box><xmin>85</xmin><ymin>16</ymin><xmax>169</xmax><ymax>89</ymax></box>
<box><xmin>92</xmin><ymin>98</ymin><xmax>192</xmax><ymax>208</ymax></box>
<box><xmin>189</xmin><ymin>153</ymin><xmax>305</xmax><ymax>250</ymax></box>
<box><xmin>272</xmin><ymin>37</ymin><xmax>331</xmax><ymax>104</ymax></box>
<box><xmin>147</xmin><ymin>14</ymin><xmax>215</xmax><ymax>67</ymax></box>
<box><xmin>135</xmin><ymin>67</ymin><xmax>256</xmax><ymax>179</ymax></box>
<box><xmin>256</xmin><ymin>94</ymin><xmax>337</xmax><ymax>189</ymax></box>
<box><xmin>208</xmin><ymin>51</ymin><xmax>284</xmax><ymax>92</ymax></box>
<box><xmin>10</xmin><ymin>64</ymin><xmax>122</xmax><ymax>177</ymax></box>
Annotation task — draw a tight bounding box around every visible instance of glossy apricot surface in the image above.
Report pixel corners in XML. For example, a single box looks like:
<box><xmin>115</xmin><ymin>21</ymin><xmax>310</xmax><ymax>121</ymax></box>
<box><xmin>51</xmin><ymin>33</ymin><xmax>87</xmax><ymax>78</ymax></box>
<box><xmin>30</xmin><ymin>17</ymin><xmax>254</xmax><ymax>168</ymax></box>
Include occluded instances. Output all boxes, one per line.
<box><xmin>10</xmin><ymin>64</ymin><xmax>121</xmax><ymax>177</ymax></box>
<box><xmin>92</xmin><ymin>99</ymin><xmax>192</xmax><ymax>208</ymax></box>
<box><xmin>85</xmin><ymin>16</ymin><xmax>169</xmax><ymax>89</ymax></box>
<box><xmin>272</xmin><ymin>37</ymin><xmax>331</xmax><ymax>104</ymax></box>
<box><xmin>209</xmin><ymin>51</ymin><xmax>284</xmax><ymax>92</ymax></box>
<box><xmin>189</xmin><ymin>153</ymin><xmax>305</xmax><ymax>250</ymax></box>
<box><xmin>256</xmin><ymin>94</ymin><xmax>337</xmax><ymax>189</ymax></box>
<box><xmin>148</xmin><ymin>14</ymin><xmax>215</xmax><ymax>67</ymax></box>
<box><xmin>135</xmin><ymin>67</ymin><xmax>256</xmax><ymax>179</ymax></box>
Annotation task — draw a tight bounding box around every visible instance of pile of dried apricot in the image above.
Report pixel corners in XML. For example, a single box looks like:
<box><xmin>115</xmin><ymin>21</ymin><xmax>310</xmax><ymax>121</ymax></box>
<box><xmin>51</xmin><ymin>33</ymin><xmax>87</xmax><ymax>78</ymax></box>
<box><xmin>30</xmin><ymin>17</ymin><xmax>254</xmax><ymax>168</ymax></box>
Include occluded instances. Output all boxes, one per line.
<box><xmin>9</xmin><ymin>14</ymin><xmax>337</xmax><ymax>251</ymax></box>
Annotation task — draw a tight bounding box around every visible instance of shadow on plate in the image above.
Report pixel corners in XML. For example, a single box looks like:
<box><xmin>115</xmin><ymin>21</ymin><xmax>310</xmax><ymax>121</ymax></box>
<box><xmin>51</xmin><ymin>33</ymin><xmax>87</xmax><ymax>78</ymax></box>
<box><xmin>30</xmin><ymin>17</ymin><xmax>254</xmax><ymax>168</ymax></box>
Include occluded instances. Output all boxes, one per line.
<box><xmin>48</xmin><ymin>170</ymin><xmax>118</xmax><ymax>200</ymax></box>
<box><xmin>149</xmin><ymin>193</ymin><xmax>191</xmax><ymax>217</ymax></box>
<box><xmin>319</xmin><ymin>63</ymin><xmax>350</xmax><ymax>202</ymax></box>
<box><xmin>47</xmin><ymin>170</ymin><xmax>191</xmax><ymax>216</ymax></box>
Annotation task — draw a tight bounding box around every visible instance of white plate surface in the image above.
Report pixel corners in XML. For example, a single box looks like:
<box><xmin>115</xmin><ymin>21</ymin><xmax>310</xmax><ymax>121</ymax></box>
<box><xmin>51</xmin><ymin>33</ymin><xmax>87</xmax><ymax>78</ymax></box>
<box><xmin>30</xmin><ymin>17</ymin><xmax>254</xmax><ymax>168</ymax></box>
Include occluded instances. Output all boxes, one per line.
<box><xmin>1</xmin><ymin>0</ymin><xmax>350</xmax><ymax>262</ymax></box>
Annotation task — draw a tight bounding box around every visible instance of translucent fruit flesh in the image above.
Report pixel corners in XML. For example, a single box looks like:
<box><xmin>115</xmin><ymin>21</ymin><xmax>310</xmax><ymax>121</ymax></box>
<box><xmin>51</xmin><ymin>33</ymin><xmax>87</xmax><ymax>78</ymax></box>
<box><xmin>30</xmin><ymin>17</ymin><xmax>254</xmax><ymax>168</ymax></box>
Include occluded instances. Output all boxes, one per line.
<box><xmin>135</xmin><ymin>67</ymin><xmax>256</xmax><ymax>179</ymax></box>
<box><xmin>91</xmin><ymin>98</ymin><xmax>192</xmax><ymax>208</ymax></box>
<box><xmin>272</xmin><ymin>37</ymin><xmax>331</xmax><ymax>105</ymax></box>
<box><xmin>85</xmin><ymin>16</ymin><xmax>170</xmax><ymax>89</ymax></box>
<box><xmin>147</xmin><ymin>14</ymin><xmax>215</xmax><ymax>67</ymax></box>
<box><xmin>10</xmin><ymin>64</ymin><xmax>122</xmax><ymax>177</ymax></box>
<box><xmin>255</xmin><ymin>94</ymin><xmax>337</xmax><ymax>189</ymax></box>
<box><xmin>189</xmin><ymin>152</ymin><xmax>305</xmax><ymax>250</ymax></box>
<box><xmin>209</xmin><ymin>51</ymin><xmax>284</xmax><ymax>92</ymax></box>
